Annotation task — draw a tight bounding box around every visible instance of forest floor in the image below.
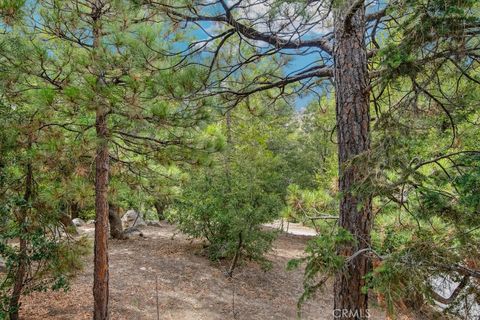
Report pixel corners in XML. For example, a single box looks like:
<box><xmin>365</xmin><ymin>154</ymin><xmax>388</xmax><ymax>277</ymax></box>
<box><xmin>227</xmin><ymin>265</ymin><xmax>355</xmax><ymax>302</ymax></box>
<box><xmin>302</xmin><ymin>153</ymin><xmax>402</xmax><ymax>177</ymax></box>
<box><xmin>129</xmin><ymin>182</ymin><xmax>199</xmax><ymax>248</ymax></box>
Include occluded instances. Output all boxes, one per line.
<box><xmin>21</xmin><ymin>221</ymin><xmax>419</xmax><ymax>320</ymax></box>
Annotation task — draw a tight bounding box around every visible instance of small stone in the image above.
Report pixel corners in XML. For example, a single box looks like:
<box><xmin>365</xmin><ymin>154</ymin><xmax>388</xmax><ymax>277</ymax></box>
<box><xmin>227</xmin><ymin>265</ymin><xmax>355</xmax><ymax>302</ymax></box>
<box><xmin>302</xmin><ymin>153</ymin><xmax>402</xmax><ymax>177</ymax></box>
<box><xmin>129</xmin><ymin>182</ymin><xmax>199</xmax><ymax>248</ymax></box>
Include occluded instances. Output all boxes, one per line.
<box><xmin>0</xmin><ymin>257</ymin><xmax>6</xmax><ymax>273</ymax></box>
<box><xmin>72</xmin><ymin>218</ymin><xmax>85</xmax><ymax>227</ymax></box>
<box><xmin>146</xmin><ymin>220</ymin><xmax>161</xmax><ymax>227</ymax></box>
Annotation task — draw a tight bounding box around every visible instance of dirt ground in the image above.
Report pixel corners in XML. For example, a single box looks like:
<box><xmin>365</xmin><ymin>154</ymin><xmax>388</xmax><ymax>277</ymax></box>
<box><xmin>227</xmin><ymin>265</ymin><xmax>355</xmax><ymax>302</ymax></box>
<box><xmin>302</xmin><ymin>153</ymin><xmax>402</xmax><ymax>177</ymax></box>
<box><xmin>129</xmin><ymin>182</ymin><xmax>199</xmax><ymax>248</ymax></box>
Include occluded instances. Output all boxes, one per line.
<box><xmin>20</xmin><ymin>222</ymin><xmax>403</xmax><ymax>320</ymax></box>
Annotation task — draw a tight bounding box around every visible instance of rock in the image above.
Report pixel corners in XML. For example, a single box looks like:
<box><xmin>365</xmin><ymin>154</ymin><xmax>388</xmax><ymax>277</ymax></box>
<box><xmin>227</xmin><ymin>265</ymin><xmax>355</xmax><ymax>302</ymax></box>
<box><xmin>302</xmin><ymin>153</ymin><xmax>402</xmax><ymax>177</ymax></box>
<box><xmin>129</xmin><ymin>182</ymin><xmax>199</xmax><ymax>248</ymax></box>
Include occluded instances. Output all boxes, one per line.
<box><xmin>0</xmin><ymin>257</ymin><xmax>6</xmax><ymax>273</ymax></box>
<box><xmin>121</xmin><ymin>210</ymin><xmax>146</xmax><ymax>229</ymax></box>
<box><xmin>124</xmin><ymin>225</ymin><xmax>144</xmax><ymax>237</ymax></box>
<box><xmin>146</xmin><ymin>220</ymin><xmax>161</xmax><ymax>227</ymax></box>
<box><xmin>72</xmin><ymin>218</ymin><xmax>85</xmax><ymax>227</ymax></box>
<box><xmin>87</xmin><ymin>219</ymin><xmax>95</xmax><ymax>225</ymax></box>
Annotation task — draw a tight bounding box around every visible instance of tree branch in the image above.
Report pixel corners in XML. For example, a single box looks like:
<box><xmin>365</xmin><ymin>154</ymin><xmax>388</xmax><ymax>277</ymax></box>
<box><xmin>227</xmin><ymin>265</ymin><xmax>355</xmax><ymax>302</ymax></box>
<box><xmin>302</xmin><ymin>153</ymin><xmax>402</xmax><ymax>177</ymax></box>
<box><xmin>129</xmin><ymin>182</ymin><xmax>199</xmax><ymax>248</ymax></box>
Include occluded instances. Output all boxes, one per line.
<box><xmin>156</xmin><ymin>2</ymin><xmax>333</xmax><ymax>54</ymax></box>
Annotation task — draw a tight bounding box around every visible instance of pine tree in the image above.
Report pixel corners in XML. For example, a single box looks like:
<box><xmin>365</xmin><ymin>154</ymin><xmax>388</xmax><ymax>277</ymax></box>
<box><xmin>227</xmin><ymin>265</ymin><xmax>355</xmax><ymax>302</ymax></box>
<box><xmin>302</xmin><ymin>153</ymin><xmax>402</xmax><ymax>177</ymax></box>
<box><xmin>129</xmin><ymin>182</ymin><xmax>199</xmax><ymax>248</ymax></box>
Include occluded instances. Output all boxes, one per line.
<box><xmin>6</xmin><ymin>1</ymin><xmax>216</xmax><ymax>317</ymax></box>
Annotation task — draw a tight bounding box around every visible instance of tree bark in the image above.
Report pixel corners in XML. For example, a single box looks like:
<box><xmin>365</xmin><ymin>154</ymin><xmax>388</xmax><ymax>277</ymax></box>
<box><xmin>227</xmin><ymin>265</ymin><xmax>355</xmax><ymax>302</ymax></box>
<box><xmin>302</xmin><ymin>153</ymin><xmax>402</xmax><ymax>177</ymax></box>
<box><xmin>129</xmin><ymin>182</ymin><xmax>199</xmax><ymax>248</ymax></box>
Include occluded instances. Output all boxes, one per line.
<box><xmin>92</xmin><ymin>2</ymin><xmax>110</xmax><ymax>319</ymax></box>
<box><xmin>333</xmin><ymin>1</ymin><xmax>373</xmax><ymax>319</ymax></box>
<box><xmin>108</xmin><ymin>204</ymin><xmax>127</xmax><ymax>240</ymax></box>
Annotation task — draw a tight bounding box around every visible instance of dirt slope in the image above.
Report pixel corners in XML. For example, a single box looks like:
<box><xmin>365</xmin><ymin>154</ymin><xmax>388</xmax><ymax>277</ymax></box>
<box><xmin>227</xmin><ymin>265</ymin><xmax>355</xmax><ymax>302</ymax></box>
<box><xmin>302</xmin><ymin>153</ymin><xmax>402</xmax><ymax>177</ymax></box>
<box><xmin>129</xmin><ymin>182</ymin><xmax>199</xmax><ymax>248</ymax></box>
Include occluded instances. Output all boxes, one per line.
<box><xmin>21</xmin><ymin>222</ymin><xmax>397</xmax><ymax>319</ymax></box>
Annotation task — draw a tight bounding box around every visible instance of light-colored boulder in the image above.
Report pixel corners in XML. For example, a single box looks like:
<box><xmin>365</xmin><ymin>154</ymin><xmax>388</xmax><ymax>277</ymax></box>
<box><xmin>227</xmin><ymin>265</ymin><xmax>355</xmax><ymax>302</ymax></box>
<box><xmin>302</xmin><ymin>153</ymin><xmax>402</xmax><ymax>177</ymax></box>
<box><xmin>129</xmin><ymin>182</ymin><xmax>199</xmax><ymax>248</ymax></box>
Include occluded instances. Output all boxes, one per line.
<box><xmin>146</xmin><ymin>220</ymin><xmax>161</xmax><ymax>227</ymax></box>
<box><xmin>86</xmin><ymin>219</ymin><xmax>95</xmax><ymax>225</ymax></box>
<box><xmin>121</xmin><ymin>210</ymin><xmax>146</xmax><ymax>228</ymax></box>
<box><xmin>72</xmin><ymin>218</ymin><xmax>85</xmax><ymax>227</ymax></box>
<box><xmin>124</xmin><ymin>225</ymin><xmax>144</xmax><ymax>237</ymax></box>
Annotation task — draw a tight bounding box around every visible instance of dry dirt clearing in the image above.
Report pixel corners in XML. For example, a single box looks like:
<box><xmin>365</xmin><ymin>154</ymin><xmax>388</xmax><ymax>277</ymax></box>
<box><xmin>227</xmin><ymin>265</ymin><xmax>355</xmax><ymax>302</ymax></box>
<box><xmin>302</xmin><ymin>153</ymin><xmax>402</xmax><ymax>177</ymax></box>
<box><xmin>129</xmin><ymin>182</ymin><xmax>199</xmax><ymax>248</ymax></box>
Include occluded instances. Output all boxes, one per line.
<box><xmin>21</xmin><ymin>222</ymin><xmax>400</xmax><ymax>320</ymax></box>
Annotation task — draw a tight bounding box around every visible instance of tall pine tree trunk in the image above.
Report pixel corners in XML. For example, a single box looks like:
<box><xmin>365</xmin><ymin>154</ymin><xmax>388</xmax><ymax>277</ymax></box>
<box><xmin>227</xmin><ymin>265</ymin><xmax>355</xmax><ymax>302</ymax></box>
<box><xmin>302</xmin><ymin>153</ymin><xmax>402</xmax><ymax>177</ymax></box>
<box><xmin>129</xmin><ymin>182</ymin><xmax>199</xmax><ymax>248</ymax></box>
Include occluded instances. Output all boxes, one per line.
<box><xmin>333</xmin><ymin>1</ymin><xmax>373</xmax><ymax>319</ymax></box>
<box><xmin>93</xmin><ymin>89</ymin><xmax>110</xmax><ymax>320</ymax></box>
<box><xmin>92</xmin><ymin>2</ymin><xmax>110</xmax><ymax>319</ymax></box>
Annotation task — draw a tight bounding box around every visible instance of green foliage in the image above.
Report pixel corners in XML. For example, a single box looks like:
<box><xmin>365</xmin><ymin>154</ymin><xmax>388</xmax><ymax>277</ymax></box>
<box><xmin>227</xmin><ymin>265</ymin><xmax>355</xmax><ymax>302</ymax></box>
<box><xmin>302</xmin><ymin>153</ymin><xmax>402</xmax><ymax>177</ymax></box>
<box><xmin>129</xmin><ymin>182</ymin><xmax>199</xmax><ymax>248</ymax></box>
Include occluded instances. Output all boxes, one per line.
<box><xmin>283</xmin><ymin>98</ymin><xmax>338</xmax><ymax>228</ymax></box>
<box><xmin>0</xmin><ymin>217</ymin><xmax>91</xmax><ymax>317</ymax></box>
<box><xmin>289</xmin><ymin>228</ymin><xmax>354</xmax><ymax>311</ymax></box>
<box><xmin>0</xmin><ymin>0</ymin><xmax>25</xmax><ymax>24</ymax></box>
<box><xmin>174</xmin><ymin>164</ymin><xmax>280</xmax><ymax>265</ymax></box>
<box><xmin>172</xmin><ymin>104</ymin><xmax>292</xmax><ymax>268</ymax></box>
<box><xmin>365</xmin><ymin>33</ymin><xmax>480</xmax><ymax>315</ymax></box>
<box><xmin>378</xmin><ymin>0</ymin><xmax>479</xmax><ymax>78</ymax></box>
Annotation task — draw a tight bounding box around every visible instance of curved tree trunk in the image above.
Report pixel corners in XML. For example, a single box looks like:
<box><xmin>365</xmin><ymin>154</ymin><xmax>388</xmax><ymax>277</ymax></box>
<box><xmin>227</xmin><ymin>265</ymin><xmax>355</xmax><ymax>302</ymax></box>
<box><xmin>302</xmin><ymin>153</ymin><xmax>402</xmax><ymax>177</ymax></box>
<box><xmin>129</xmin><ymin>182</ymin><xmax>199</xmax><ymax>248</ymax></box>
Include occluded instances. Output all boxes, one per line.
<box><xmin>9</xmin><ymin>227</ymin><xmax>27</xmax><ymax>320</ymax></box>
<box><xmin>59</xmin><ymin>213</ymin><xmax>79</xmax><ymax>235</ymax></box>
<box><xmin>154</xmin><ymin>201</ymin><xmax>166</xmax><ymax>221</ymax></box>
<box><xmin>70</xmin><ymin>202</ymin><xmax>80</xmax><ymax>220</ymax></box>
<box><xmin>108</xmin><ymin>204</ymin><xmax>127</xmax><ymax>240</ymax></box>
<box><xmin>333</xmin><ymin>1</ymin><xmax>373</xmax><ymax>319</ymax></box>
<box><xmin>227</xmin><ymin>231</ymin><xmax>243</xmax><ymax>277</ymax></box>
<box><xmin>9</xmin><ymin>150</ymin><xmax>33</xmax><ymax>320</ymax></box>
